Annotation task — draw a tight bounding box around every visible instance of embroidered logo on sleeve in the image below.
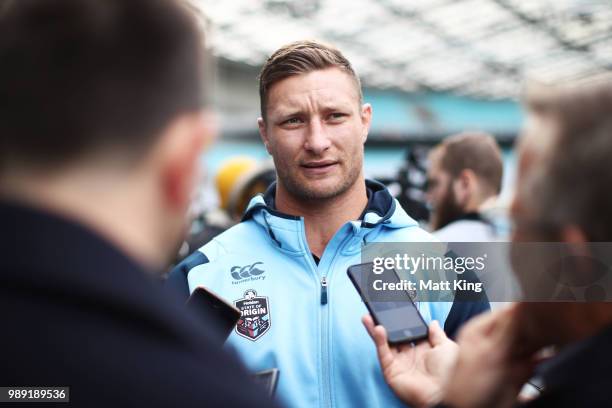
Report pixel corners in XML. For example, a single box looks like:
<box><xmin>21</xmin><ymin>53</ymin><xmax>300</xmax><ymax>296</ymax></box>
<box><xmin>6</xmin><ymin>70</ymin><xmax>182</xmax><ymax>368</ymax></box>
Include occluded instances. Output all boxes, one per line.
<box><xmin>234</xmin><ymin>289</ymin><xmax>271</xmax><ymax>341</ymax></box>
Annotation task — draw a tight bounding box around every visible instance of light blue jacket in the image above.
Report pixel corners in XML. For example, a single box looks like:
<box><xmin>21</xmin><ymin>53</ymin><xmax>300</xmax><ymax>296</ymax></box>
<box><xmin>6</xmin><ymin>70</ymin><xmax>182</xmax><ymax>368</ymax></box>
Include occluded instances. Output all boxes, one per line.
<box><xmin>167</xmin><ymin>180</ymin><xmax>488</xmax><ymax>408</ymax></box>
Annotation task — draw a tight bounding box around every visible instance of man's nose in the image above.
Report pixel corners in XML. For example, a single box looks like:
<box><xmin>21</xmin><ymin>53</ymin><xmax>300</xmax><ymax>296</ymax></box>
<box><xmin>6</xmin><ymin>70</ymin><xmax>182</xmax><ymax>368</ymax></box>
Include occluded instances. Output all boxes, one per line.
<box><xmin>304</xmin><ymin>119</ymin><xmax>331</xmax><ymax>155</ymax></box>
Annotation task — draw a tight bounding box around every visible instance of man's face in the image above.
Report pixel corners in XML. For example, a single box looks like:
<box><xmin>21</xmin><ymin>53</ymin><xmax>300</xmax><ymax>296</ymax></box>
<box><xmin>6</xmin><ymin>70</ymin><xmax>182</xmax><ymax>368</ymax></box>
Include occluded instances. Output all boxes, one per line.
<box><xmin>258</xmin><ymin>67</ymin><xmax>371</xmax><ymax>201</ymax></box>
<box><xmin>426</xmin><ymin>151</ymin><xmax>463</xmax><ymax>230</ymax></box>
<box><xmin>509</xmin><ymin>125</ymin><xmax>570</xmax><ymax>344</ymax></box>
<box><xmin>509</xmin><ymin>119</ymin><xmax>558</xmax><ymax>243</ymax></box>
<box><xmin>161</xmin><ymin>110</ymin><xmax>215</xmax><ymax>268</ymax></box>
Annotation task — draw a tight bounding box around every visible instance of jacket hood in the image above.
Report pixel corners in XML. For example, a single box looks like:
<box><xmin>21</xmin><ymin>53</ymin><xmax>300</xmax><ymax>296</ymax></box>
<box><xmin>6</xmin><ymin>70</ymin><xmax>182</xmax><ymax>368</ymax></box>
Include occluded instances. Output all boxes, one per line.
<box><xmin>241</xmin><ymin>179</ymin><xmax>418</xmax><ymax>254</ymax></box>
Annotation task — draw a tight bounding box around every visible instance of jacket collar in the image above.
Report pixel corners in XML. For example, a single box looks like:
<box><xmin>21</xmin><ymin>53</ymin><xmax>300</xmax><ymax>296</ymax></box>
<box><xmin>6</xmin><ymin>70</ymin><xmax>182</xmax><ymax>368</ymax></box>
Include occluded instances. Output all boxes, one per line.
<box><xmin>241</xmin><ymin>179</ymin><xmax>418</xmax><ymax>254</ymax></box>
<box><xmin>243</xmin><ymin>179</ymin><xmax>404</xmax><ymax>224</ymax></box>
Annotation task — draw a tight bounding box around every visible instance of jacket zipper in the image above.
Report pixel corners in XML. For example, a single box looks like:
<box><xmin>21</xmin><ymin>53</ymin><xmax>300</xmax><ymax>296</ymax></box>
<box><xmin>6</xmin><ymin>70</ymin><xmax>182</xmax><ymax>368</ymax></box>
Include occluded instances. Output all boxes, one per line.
<box><xmin>297</xmin><ymin>218</ymin><xmax>333</xmax><ymax>408</ymax></box>
<box><xmin>316</xmin><ymin>234</ymin><xmax>354</xmax><ymax>408</ymax></box>
<box><xmin>299</xmin><ymin>218</ymin><xmax>353</xmax><ymax>408</ymax></box>
<box><xmin>296</xmin><ymin>220</ymin><xmax>329</xmax><ymax>408</ymax></box>
<box><xmin>320</xmin><ymin>276</ymin><xmax>328</xmax><ymax>305</ymax></box>
<box><xmin>320</xmin><ymin>281</ymin><xmax>331</xmax><ymax>408</ymax></box>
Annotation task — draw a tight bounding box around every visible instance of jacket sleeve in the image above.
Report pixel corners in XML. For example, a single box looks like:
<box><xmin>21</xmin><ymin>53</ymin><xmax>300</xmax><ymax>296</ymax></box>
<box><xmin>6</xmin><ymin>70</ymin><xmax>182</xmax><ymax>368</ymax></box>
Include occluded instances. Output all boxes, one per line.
<box><xmin>165</xmin><ymin>251</ymin><xmax>209</xmax><ymax>300</ymax></box>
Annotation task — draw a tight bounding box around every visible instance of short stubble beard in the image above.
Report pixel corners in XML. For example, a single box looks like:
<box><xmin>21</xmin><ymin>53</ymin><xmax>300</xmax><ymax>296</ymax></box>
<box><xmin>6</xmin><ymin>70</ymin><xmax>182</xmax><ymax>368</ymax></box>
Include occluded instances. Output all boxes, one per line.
<box><xmin>276</xmin><ymin>156</ymin><xmax>363</xmax><ymax>202</ymax></box>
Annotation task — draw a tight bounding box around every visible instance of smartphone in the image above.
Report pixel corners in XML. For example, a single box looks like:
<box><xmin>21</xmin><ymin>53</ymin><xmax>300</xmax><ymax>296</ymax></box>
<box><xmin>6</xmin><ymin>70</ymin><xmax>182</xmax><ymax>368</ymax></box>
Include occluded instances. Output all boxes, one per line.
<box><xmin>252</xmin><ymin>368</ymin><xmax>279</xmax><ymax>397</ymax></box>
<box><xmin>186</xmin><ymin>286</ymin><xmax>241</xmax><ymax>342</ymax></box>
<box><xmin>347</xmin><ymin>262</ymin><xmax>428</xmax><ymax>344</ymax></box>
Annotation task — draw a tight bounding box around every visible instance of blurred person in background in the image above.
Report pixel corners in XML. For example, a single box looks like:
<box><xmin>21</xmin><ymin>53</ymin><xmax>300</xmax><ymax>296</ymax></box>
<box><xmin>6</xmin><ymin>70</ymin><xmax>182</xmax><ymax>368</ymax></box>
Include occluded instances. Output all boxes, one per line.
<box><xmin>0</xmin><ymin>0</ymin><xmax>274</xmax><ymax>406</ymax></box>
<box><xmin>168</xmin><ymin>40</ymin><xmax>488</xmax><ymax>408</ymax></box>
<box><xmin>363</xmin><ymin>82</ymin><xmax>612</xmax><ymax>408</ymax></box>
<box><xmin>426</xmin><ymin>132</ymin><xmax>504</xmax><ymax>242</ymax></box>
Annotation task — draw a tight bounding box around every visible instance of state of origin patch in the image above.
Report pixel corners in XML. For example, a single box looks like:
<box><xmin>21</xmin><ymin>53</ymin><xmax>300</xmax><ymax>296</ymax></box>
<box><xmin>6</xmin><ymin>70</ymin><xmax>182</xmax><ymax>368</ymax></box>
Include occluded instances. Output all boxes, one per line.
<box><xmin>234</xmin><ymin>289</ymin><xmax>271</xmax><ymax>341</ymax></box>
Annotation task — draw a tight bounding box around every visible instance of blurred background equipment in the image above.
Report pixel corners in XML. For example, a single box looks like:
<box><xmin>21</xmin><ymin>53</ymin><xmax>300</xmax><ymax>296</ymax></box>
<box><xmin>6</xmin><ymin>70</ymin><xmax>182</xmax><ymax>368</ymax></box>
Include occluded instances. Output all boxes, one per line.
<box><xmin>176</xmin><ymin>156</ymin><xmax>276</xmax><ymax>263</ymax></box>
<box><xmin>215</xmin><ymin>156</ymin><xmax>259</xmax><ymax>214</ymax></box>
<box><xmin>378</xmin><ymin>145</ymin><xmax>431</xmax><ymax>224</ymax></box>
<box><xmin>218</xmin><ymin>157</ymin><xmax>276</xmax><ymax>220</ymax></box>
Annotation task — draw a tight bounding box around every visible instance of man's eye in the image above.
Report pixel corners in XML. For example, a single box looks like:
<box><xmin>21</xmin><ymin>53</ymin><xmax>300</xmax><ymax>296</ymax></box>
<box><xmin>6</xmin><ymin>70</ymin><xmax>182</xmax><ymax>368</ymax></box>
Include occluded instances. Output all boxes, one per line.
<box><xmin>282</xmin><ymin>117</ymin><xmax>302</xmax><ymax>125</ymax></box>
<box><xmin>328</xmin><ymin>113</ymin><xmax>346</xmax><ymax>121</ymax></box>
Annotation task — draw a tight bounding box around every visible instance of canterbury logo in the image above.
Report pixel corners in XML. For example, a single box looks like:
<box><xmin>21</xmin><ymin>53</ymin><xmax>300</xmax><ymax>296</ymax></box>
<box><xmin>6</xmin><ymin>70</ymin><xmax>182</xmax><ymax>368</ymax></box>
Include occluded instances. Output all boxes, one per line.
<box><xmin>231</xmin><ymin>262</ymin><xmax>265</xmax><ymax>280</ymax></box>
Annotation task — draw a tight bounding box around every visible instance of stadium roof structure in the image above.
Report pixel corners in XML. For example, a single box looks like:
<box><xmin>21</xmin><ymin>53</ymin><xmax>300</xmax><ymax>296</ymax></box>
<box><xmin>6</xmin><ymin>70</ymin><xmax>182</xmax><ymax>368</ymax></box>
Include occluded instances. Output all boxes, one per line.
<box><xmin>193</xmin><ymin>0</ymin><xmax>612</xmax><ymax>100</ymax></box>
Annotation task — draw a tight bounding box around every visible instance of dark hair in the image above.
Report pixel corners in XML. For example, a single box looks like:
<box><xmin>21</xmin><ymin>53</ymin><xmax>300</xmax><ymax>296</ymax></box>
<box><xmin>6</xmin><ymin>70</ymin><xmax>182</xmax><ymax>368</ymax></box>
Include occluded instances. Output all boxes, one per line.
<box><xmin>436</xmin><ymin>132</ymin><xmax>503</xmax><ymax>194</ymax></box>
<box><xmin>0</xmin><ymin>0</ymin><xmax>206</xmax><ymax>170</ymax></box>
<box><xmin>531</xmin><ymin>83</ymin><xmax>612</xmax><ymax>241</ymax></box>
<box><xmin>258</xmin><ymin>40</ymin><xmax>361</xmax><ymax>120</ymax></box>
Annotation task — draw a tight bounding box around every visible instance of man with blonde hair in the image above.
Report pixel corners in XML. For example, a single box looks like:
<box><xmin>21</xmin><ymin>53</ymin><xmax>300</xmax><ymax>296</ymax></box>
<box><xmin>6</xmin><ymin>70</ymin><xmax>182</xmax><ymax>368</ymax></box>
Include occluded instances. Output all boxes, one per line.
<box><xmin>170</xmin><ymin>40</ymin><xmax>488</xmax><ymax>408</ymax></box>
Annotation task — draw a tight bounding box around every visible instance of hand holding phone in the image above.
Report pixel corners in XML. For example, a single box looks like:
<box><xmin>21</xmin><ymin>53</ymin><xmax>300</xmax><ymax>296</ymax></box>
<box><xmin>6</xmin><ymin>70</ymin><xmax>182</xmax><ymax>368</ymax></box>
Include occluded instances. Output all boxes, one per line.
<box><xmin>362</xmin><ymin>315</ymin><xmax>458</xmax><ymax>407</ymax></box>
<box><xmin>347</xmin><ymin>262</ymin><xmax>428</xmax><ymax>344</ymax></box>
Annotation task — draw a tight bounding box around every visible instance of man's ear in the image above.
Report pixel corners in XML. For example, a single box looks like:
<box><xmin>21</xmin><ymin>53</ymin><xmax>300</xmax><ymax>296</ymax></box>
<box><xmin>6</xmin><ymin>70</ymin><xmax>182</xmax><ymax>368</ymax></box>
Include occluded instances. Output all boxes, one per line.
<box><xmin>561</xmin><ymin>225</ymin><xmax>590</xmax><ymax>259</ymax></box>
<box><xmin>360</xmin><ymin>103</ymin><xmax>372</xmax><ymax>144</ymax></box>
<box><xmin>560</xmin><ymin>225</ymin><xmax>598</xmax><ymax>285</ymax></box>
<box><xmin>158</xmin><ymin>112</ymin><xmax>210</xmax><ymax>212</ymax></box>
<box><xmin>453</xmin><ymin>169</ymin><xmax>475</xmax><ymax>208</ymax></box>
<box><xmin>561</xmin><ymin>225</ymin><xmax>588</xmax><ymax>244</ymax></box>
<box><xmin>258</xmin><ymin>117</ymin><xmax>272</xmax><ymax>155</ymax></box>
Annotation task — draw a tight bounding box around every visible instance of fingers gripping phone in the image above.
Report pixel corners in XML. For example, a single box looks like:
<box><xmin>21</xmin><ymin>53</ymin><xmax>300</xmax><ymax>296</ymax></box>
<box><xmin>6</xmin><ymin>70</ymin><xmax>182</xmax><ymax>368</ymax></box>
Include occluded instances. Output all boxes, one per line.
<box><xmin>347</xmin><ymin>262</ymin><xmax>428</xmax><ymax>344</ymax></box>
<box><xmin>186</xmin><ymin>286</ymin><xmax>241</xmax><ymax>342</ymax></box>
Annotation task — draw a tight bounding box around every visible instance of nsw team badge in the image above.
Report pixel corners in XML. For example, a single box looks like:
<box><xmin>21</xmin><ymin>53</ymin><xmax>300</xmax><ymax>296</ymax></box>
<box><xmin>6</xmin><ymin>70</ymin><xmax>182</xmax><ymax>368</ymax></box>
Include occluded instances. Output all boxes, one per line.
<box><xmin>234</xmin><ymin>289</ymin><xmax>271</xmax><ymax>341</ymax></box>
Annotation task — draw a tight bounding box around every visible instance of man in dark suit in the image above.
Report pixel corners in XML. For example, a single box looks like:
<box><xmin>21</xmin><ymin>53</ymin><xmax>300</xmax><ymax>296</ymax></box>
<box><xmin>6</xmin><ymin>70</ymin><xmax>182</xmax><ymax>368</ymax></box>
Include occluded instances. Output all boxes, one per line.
<box><xmin>0</xmin><ymin>0</ymin><xmax>274</xmax><ymax>406</ymax></box>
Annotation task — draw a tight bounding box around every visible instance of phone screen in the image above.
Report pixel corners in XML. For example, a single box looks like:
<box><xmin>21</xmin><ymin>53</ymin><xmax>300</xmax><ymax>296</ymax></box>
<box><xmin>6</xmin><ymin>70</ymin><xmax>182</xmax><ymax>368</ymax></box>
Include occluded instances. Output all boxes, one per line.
<box><xmin>347</xmin><ymin>263</ymin><xmax>428</xmax><ymax>344</ymax></box>
<box><xmin>186</xmin><ymin>286</ymin><xmax>241</xmax><ymax>343</ymax></box>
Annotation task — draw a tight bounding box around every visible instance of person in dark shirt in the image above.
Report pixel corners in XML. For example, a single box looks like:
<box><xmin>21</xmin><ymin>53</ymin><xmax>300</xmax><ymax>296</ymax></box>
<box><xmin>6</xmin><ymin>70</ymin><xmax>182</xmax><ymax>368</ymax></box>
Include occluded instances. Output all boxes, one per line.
<box><xmin>363</xmin><ymin>83</ymin><xmax>612</xmax><ymax>407</ymax></box>
<box><xmin>0</xmin><ymin>1</ymin><xmax>274</xmax><ymax>406</ymax></box>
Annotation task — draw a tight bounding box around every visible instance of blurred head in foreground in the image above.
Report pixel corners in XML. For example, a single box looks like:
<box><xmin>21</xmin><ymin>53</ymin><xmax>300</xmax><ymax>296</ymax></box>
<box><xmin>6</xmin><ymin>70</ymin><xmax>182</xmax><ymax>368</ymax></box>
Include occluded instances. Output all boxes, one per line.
<box><xmin>0</xmin><ymin>0</ymin><xmax>213</xmax><ymax>270</ymax></box>
<box><xmin>512</xmin><ymin>81</ymin><xmax>612</xmax><ymax>347</ymax></box>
